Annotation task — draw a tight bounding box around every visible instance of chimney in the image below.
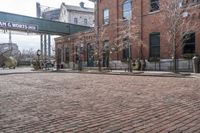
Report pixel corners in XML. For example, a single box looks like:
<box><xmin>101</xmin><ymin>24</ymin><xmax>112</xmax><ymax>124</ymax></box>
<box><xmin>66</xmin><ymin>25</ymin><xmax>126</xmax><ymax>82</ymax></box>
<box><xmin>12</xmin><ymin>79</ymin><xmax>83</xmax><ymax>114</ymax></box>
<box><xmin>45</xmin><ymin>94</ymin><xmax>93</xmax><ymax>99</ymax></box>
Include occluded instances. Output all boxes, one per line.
<box><xmin>80</xmin><ymin>2</ymin><xmax>85</xmax><ymax>8</ymax></box>
<box><xmin>36</xmin><ymin>2</ymin><xmax>41</xmax><ymax>18</ymax></box>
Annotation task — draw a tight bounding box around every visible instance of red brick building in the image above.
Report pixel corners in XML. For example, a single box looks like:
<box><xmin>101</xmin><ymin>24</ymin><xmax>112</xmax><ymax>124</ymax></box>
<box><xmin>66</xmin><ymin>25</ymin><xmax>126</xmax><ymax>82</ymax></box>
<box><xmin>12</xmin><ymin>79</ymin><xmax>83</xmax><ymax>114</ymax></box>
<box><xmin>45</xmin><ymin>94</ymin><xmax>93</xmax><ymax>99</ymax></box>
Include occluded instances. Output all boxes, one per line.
<box><xmin>55</xmin><ymin>0</ymin><xmax>200</xmax><ymax>71</ymax></box>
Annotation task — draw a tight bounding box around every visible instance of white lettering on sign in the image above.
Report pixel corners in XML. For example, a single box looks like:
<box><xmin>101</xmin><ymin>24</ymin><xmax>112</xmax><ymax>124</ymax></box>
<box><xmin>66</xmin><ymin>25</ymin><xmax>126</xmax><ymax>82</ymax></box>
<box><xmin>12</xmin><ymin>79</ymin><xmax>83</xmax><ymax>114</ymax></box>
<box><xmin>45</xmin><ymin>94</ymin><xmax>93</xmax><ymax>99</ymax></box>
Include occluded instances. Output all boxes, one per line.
<box><xmin>0</xmin><ymin>21</ymin><xmax>6</xmax><ymax>27</ymax></box>
<box><xmin>0</xmin><ymin>21</ymin><xmax>38</xmax><ymax>31</ymax></box>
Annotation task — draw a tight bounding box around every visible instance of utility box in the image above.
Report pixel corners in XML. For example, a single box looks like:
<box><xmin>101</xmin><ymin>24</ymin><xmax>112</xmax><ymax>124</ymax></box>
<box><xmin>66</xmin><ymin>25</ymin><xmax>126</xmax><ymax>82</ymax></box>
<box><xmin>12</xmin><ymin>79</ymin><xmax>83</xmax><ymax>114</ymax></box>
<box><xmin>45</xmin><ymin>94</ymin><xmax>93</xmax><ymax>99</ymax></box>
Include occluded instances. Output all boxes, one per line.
<box><xmin>192</xmin><ymin>56</ymin><xmax>199</xmax><ymax>73</ymax></box>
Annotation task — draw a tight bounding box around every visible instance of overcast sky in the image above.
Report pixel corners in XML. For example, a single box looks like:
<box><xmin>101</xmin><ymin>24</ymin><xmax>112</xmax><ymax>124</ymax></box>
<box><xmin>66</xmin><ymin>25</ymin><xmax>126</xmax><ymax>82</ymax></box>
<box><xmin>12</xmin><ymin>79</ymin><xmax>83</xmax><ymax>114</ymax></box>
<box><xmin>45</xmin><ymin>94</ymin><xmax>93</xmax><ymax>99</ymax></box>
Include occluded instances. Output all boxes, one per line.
<box><xmin>0</xmin><ymin>0</ymin><xmax>94</xmax><ymax>51</ymax></box>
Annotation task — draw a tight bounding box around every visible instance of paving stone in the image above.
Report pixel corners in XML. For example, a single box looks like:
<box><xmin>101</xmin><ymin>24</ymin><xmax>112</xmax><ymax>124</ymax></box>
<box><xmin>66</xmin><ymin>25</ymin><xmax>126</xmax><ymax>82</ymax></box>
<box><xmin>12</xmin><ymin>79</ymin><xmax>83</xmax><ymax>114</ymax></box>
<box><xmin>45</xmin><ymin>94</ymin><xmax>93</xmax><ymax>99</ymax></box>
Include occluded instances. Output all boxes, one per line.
<box><xmin>0</xmin><ymin>73</ymin><xmax>200</xmax><ymax>132</ymax></box>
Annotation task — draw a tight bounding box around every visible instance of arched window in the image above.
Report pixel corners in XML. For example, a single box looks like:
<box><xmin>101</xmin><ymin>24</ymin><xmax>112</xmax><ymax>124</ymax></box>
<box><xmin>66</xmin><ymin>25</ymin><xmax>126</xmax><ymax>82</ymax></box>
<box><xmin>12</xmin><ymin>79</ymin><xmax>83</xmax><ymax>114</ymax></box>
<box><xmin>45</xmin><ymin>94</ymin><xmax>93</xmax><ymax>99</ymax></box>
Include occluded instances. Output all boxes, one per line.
<box><xmin>150</xmin><ymin>0</ymin><xmax>160</xmax><ymax>12</ymax></box>
<box><xmin>122</xmin><ymin>0</ymin><xmax>132</xmax><ymax>20</ymax></box>
<box><xmin>103</xmin><ymin>9</ymin><xmax>109</xmax><ymax>25</ymax></box>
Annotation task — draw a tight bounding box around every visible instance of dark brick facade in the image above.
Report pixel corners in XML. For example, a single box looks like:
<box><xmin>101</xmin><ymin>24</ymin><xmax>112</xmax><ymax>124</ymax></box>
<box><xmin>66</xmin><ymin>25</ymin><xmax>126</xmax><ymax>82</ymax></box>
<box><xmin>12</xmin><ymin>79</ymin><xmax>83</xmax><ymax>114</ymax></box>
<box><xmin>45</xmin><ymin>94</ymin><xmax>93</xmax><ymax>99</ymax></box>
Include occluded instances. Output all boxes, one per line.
<box><xmin>55</xmin><ymin>0</ymin><xmax>200</xmax><ymax>71</ymax></box>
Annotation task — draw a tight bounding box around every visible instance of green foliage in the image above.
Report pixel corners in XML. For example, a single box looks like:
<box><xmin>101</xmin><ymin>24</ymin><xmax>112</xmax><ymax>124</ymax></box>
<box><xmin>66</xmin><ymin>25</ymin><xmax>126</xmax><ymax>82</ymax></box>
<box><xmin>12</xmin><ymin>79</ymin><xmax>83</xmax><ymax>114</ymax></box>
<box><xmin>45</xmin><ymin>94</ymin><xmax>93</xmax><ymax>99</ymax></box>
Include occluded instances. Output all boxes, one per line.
<box><xmin>32</xmin><ymin>60</ymin><xmax>41</xmax><ymax>70</ymax></box>
<box><xmin>1</xmin><ymin>56</ymin><xmax>17</xmax><ymax>69</ymax></box>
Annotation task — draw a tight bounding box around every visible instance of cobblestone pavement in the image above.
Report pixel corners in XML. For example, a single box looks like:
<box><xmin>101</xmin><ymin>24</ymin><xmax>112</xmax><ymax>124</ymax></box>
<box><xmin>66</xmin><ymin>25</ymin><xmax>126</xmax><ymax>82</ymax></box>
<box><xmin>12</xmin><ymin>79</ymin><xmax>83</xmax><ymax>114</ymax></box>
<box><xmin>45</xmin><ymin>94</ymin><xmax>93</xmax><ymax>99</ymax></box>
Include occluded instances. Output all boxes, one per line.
<box><xmin>0</xmin><ymin>73</ymin><xmax>200</xmax><ymax>133</ymax></box>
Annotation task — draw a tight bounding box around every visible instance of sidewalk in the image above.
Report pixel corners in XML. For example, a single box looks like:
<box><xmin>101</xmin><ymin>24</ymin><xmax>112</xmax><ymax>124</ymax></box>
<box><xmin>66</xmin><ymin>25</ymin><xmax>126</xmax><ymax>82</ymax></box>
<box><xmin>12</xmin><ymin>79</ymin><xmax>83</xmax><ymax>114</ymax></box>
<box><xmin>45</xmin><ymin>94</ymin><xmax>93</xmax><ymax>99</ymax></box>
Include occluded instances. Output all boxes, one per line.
<box><xmin>53</xmin><ymin>68</ymin><xmax>192</xmax><ymax>78</ymax></box>
<box><xmin>1</xmin><ymin>67</ymin><xmax>195</xmax><ymax>78</ymax></box>
<box><xmin>191</xmin><ymin>73</ymin><xmax>200</xmax><ymax>78</ymax></box>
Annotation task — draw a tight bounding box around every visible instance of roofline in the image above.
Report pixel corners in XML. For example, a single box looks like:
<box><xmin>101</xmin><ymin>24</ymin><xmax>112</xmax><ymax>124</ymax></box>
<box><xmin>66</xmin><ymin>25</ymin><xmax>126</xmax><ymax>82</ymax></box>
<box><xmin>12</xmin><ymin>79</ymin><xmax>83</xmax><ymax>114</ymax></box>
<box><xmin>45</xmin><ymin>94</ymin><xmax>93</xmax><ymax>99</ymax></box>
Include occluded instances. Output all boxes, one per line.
<box><xmin>88</xmin><ymin>0</ymin><xmax>96</xmax><ymax>2</ymax></box>
<box><xmin>67</xmin><ymin>9</ymin><xmax>94</xmax><ymax>13</ymax></box>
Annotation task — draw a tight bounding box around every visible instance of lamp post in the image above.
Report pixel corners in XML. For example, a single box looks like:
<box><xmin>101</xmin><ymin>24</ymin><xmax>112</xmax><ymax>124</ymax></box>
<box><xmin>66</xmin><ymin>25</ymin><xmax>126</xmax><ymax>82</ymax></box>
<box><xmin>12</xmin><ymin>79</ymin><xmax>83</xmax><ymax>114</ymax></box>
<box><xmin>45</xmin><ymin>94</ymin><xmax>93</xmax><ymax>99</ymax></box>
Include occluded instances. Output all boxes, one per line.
<box><xmin>111</xmin><ymin>45</ymin><xmax>118</xmax><ymax>70</ymax></box>
<box><xmin>36</xmin><ymin>49</ymin><xmax>41</xmax><ymax>69</ymax></box>
<box><xmin>37</xmin><ymin>50</ymin><xmax>41</xmax><ymax>60</ymax></box>
<box><xmin>127</xmin><ymin>8</ymin><xmax>133</xmax><ymax>72</ymax></box>
<box><xmin>79</xmin><ymin>43</ymin><xmax>84</xmax><ymax>71</ymax></box>
<box><xmin>128</xmin><ymin>20</ymin><xmax>133</xmax><ymax>72</ymax></box>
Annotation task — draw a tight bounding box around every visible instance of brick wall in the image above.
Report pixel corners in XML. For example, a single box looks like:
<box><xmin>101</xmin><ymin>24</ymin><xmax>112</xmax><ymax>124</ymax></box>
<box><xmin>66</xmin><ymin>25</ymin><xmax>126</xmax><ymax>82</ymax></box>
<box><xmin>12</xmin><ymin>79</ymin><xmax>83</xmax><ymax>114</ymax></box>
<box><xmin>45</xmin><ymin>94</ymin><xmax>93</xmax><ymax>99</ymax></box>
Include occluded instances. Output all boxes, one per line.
<box><xmin>55</xmin><ymin>0</ymin><xmax>200</xmax><ymax>71</ymax></box>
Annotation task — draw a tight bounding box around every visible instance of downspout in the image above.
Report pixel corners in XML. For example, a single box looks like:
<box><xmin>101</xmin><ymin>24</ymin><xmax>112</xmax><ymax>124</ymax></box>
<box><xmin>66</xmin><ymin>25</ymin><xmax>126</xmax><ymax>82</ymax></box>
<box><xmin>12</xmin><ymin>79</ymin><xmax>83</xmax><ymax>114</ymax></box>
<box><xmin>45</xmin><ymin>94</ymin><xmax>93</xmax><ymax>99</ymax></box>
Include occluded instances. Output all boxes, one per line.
<box><xmin>96</xmin><ymin>0</ymin><xmax>101</xmax><ymax>71</ymax></box>
<box><xmin>116</xmin><ymin>0</ymin><xmax>119</xmax><ymax>60</ymax></box>
<box><xmin>140</xmin><ymin>0</ymin><xmax>144</xmax><ymax>60</ymax></box>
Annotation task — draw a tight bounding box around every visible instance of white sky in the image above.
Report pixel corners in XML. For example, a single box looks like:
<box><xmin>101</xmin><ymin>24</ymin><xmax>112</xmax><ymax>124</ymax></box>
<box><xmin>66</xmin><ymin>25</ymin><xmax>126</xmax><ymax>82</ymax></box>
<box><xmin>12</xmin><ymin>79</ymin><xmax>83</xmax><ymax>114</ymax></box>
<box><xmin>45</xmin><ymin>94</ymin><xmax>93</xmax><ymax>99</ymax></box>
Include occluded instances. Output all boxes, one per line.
<box><xmin>0</xmin><ymin>0</ymin><xmax>94</xmax><ymax>51</ymax></box>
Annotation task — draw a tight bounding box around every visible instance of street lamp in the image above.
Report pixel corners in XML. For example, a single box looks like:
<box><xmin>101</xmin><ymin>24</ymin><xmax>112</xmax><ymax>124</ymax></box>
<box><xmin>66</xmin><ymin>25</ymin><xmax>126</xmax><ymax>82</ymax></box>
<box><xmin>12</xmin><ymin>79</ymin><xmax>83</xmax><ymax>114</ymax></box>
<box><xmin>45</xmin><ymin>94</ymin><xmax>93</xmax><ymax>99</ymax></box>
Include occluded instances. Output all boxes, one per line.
<box><xmin>37</xmin><ymin>49</ymin><xmax>41</xmax><ymax>60</ymax></box>
<box><xmin>36</xmin><ymin>49</ymin><xmax>41</xmax><ymax>69</ymax></box>
<box><xmin>79</xmin><ymin>43</ymin><xmax>84</xmax><ymax>71</ymax></box>
<box><xmin>127</xmin><ymin>10</ymin><xmax>132</xmax><ymax>72</ymax></box>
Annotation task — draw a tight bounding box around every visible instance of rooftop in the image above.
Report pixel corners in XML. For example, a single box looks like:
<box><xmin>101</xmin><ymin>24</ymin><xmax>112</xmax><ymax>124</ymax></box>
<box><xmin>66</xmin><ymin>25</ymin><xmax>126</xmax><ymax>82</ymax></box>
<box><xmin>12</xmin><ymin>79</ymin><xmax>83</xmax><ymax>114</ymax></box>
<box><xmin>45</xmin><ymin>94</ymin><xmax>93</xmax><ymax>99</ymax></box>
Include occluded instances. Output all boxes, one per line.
<box><xmin>62</xmin><ymin>2</ymin><xmax>94</xmax><ymax>13</ymax></box>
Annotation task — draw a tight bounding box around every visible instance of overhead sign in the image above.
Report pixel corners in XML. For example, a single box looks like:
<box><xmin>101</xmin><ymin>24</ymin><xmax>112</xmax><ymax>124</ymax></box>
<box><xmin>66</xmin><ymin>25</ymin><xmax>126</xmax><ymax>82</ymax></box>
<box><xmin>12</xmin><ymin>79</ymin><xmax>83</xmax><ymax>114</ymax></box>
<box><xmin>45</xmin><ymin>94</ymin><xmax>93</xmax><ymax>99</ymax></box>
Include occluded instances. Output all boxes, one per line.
<box><xmin>0</xmin><ymin>21</ymin><xmax>38</xmax><ymax>31</ymax></box>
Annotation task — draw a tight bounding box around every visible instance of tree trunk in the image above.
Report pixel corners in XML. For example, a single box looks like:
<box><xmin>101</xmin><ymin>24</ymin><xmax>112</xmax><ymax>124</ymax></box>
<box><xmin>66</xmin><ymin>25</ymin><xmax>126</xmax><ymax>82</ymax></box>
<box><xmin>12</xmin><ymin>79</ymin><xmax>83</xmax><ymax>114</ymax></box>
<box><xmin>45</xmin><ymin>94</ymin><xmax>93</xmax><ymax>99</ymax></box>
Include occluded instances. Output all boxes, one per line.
<box><xmin>129</xmin><ymin>58</ymin><xmax>132</xmax><ymax>72</ymax></box>
<box><xmin>172</xmin><ymin>35</ymin><xmax>177</xmax><ymax>73</ymax></box>
<box><xmin>98</xmin><ymin>58</ymin><xmax>102</xmax><ymax>72</ymax></box>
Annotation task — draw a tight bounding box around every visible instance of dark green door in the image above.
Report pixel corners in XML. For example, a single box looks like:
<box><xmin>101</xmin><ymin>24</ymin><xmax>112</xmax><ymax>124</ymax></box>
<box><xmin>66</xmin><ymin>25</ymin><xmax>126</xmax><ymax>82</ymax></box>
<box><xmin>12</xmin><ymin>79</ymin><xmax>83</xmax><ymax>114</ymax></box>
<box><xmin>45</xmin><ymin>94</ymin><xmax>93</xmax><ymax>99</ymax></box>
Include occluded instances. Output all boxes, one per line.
<box><xmin>103</xmin><ymin>41</ymin><xmax>109</xmax><ymax>67</ymax></box>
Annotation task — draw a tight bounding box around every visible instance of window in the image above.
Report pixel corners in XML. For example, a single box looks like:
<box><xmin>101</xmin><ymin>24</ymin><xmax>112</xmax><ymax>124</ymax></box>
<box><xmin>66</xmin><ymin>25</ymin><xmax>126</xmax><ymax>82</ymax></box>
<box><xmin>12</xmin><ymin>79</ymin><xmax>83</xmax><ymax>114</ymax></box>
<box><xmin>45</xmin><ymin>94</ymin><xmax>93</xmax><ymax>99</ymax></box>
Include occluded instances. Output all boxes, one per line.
<box><xmin>75</xmin><ymin>46</ymin><xmax>79</xmax><ymax>63</ymax></box>
<box><xmin>103</xmin><ymin>9</ymin><xmax>109</xmax><ymax>25</ymax></box>
<box><xmin>149</xmin><ymin>32</ymin><xmax>160</xmax><ymax>58</ymax></box>
<box><xmin>103</xmin><ymin>41</ymin><xmax>109</xmax><ymax>50</ymax></box>
<box><xmin>87</xmin><ymin>44</ymin><xmax>94</xmax><ymax>67</ymax></box>
<box><xmin>74</xmin><ymin>18</ymin><xmax>78</xmax><ymax>24</ymax></box>
<box><xmin>181</xmin><ymin>0</ymin><xmax>200</xmax><ymax>6</ymax></box>
<box><xmin>179</xmin><ymin>0</ymin><xmax>184</xmax><ymax>7</ymax></box>
<box><xmin>150</xmin><ymin>0</ymin><xmax>160</xmax><ymax>12</ymax></box>
<box><xmin>84</xmin><ymin>19</ymin><xmax>88</xmax><ymax>25</ymax></box>
<box><xmin>122</xmin><ymin>38</ymin><xmax>129</xmax><ymax>60</ymax></box>
<box><xmin>187</xmin><ymin>0</ymin><xmax>200</xmax><ymax>4</ymax></box>
<box><xmin>122</xmin><ymin>0</ymin><xmax>132</xmax><ymax>20</ymax></box>
<box><xmin>183</xmin><ymin>32</ymin><xmax>195</xmax><ymax>54</ymax></box>
<box><xmin>57</xmin><ymin>48</ymin><xmax>62</xmax><ymax>64</ymax></box>
<box><xmin>65</xmin><ymin>48</ymin><xmax>70</xmax><ymax>63</ymax></box>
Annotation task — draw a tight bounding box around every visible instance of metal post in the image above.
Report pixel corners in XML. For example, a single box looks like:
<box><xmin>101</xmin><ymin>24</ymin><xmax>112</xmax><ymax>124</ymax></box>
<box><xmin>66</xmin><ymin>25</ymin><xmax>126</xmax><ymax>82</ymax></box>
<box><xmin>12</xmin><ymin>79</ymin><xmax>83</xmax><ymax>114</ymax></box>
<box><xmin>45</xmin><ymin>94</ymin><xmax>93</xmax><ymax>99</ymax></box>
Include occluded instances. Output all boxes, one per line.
<box><xmin>40</xmin><ymin>34</ymin><xmax>43</xmax><ymax>61</ymax></box>
<box><xmin>44</xmin><ymin>34</ymin><xmax>47</xmax><ymax>61</ymax></box>
<box><xmin>48</xmin><ymin>34</ymin><xmax>51</xmax><ymax>61</ymax></box>
<box><xmin>128</xmin><ymin>18</ymin><xmax>132</xmax><ymax>72</ymax></box>
<box><xmin>73</xmin><ymin>44</ymin><xmax>75</xmax><ymax>70</ymax></box>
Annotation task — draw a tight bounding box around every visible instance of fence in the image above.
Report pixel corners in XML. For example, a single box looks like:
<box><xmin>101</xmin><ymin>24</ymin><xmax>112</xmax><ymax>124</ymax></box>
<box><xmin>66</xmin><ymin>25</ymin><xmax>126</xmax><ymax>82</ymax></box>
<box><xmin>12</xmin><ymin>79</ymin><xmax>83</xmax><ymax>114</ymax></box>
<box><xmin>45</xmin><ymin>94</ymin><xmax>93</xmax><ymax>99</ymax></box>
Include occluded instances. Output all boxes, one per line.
<box><xmin>145</xmin><ymin>59</ymin><xmax>193</xmax><ymax>72</ymax></box>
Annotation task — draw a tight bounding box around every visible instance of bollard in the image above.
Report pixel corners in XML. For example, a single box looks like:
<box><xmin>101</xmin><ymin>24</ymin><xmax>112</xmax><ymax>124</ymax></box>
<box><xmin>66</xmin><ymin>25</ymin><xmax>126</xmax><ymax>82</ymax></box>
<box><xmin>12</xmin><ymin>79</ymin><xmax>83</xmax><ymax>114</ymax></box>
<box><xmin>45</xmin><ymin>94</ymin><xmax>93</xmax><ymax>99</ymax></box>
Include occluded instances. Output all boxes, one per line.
<box><xmin>192</xmin><ymin>56</ymin><xmax>199</xmax><ymax>73</ymax></box>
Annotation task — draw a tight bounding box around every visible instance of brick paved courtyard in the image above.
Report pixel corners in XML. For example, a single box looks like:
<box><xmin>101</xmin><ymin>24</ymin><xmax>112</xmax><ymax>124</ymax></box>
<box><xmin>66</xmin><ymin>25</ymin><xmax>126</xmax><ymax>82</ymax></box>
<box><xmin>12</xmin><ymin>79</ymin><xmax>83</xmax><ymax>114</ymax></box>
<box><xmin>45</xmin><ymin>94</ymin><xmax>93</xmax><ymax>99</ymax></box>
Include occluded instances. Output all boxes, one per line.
<box><xmin>0</xmin><ymin>73</ymin><xmax>200</xmax><ymax>133</ymax></box>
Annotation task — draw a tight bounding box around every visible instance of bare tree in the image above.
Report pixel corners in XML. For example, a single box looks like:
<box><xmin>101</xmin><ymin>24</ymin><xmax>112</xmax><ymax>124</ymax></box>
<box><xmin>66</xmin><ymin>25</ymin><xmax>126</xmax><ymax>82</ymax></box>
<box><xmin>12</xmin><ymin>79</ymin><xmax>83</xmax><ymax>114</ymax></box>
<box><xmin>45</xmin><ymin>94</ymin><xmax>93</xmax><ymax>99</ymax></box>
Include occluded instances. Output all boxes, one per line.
<box><xmin>114</xmin><ymin>18</ymin><xmax>147</xmax><ymax>71</ymax></box>
<box><xmin>18</xmin><ymin>48</ymin><xmax>37</xmax><ymax>65</ymax></box>
<box><xmin>73</xmin><ymin>32</ymin><xmax>85</xmax><ymax>71</ymax></box>
<box><xmin>92</xmin><ymin>25</ymin><xmax>114</xmax><ymax>71</ymax></box>
<box><xmin>160</xmin><ymin>0</ymin><xmax>199</xmax><ymax>72</ymax></box>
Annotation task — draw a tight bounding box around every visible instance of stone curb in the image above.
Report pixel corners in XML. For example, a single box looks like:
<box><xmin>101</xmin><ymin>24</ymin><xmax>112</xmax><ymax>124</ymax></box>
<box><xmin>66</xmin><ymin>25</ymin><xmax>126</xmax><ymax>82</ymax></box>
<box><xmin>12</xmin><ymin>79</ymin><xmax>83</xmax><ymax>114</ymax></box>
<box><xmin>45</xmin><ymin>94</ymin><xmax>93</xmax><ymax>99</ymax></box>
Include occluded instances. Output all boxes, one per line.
<box><xmin>52</xmin><ymin>70</ymin><xmax>191</xmax><ymax>78</ymax></box>
<box><xmin>0</xmin><ymin>69</ymin><xmax>192</xmax><ymax>78</ymax></box>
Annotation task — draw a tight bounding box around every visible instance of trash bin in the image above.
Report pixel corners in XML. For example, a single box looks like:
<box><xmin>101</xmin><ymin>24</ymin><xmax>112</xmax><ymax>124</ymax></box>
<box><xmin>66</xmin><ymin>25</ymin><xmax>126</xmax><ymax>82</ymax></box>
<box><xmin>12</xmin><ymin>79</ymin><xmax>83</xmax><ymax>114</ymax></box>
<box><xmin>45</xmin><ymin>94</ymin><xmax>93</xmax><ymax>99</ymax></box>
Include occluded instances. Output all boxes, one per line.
<box><xmin>61</xmin><ymin>64</ymin><xmax>64</xmax><ymax>69</ymax></box>
<box><xmin>192</xmin><ymin>56</ymin><xmax>199</xmax><ymax>73</ymax></box>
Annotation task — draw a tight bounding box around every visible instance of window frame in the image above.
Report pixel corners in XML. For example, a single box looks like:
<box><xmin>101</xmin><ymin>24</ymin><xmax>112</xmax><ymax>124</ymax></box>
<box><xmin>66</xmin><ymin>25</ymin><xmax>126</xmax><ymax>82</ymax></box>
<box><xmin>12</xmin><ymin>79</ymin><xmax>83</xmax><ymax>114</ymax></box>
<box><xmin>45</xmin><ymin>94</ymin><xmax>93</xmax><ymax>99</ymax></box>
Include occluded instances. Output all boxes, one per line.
<box><xmin>65</xmin><ymin>47</ymin><xmax>70</xmax><ymax>63</ymax></box>
<box><xmin>182</xmin><ymin>32</ymin><xmax>196</xmax><ymax>55</ymax></box>
<box><xmin>122</xmin><ymin>0</ymin><xmax>132</xmax><ymax>20</ymax></box>
<box><xmin>183</xmin><ymin>0</ymin><xmax>200</xmax><ymax>6</ymax></box>
<box><xmin>103</xmin><ymin>8</ymin><xmax>109</xmax><ymax>25</ymax></box>
<box><xmin>122</xmin><ymin>38</ymin><xmax>129</xmax><ymax>60</ymax></box>
<box><xmin>150</xmin><ymin>0</ymin><xmax>160</xmax><ymax>12</ymax></box>
<box><xmin>84</xmin><ymin>18</ymin><xmax>88</xmax><ymax>25</ymax></box>
<box><xmin>149</xmin><ymin>32</ymin><xmax>160</xmax><ymax>58</ymax></box>
<box><xmin>103</xmin><ymin>40</ymin><xmax>110</xmax><ymax>67</ymax></box>
<box><xmin>74</xmin><ymin>18</ymin><xmax>78</xmax><ymax>24</ymax></box>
